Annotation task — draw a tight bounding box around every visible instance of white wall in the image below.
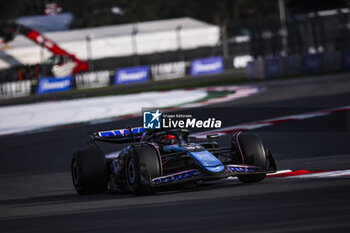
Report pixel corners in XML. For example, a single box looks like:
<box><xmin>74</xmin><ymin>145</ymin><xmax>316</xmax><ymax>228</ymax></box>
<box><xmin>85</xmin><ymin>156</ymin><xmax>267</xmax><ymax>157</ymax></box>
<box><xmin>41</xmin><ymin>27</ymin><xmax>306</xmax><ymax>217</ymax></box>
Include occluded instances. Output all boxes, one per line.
<box><xmin>0</xmin><ymin>18</ymin><xmax>220</xmax><ymax>69</ymax></box>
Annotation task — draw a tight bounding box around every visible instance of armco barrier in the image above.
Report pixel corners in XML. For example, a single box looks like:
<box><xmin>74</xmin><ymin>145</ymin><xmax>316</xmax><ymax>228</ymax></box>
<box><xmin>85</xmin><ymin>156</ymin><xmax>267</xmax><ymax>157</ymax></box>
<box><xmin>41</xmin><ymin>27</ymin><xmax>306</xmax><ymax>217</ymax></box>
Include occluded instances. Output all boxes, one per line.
<box><xmin>344</xmin><ymin>49</ymin><xmax>350</xmax><ymax>70</ymax></box>
<box><xmin>323</xmin><ymin>51</ymin><xmax>342</xmax><ymax>72</ymax></box>
<box><xmin>151</xmin><ymin>61</ymin><xmax>186</xmax><ymax>81</ymax></box>
<box><xmin>0</xmin><ymin>80</ymin><xmax>31</xmax><ymax>99</ymax></box>
<box><xmin>75</xmin><ymin>71</ymin><xmax>110</xmax><ymax>89</ymax></box>
<box><xmin>190</xmin><ymin>57</ymin><xmax>223</xmax><ymax>76</ymax></box>
<box><xmin>114</xmin><ymin>66</ymin><xmax>149</xmax><ymax>85</ymax></box>
<box><xmin>246</xmin><ymin>59</ymin><xmax>265</xmax><ymax>79</ymax></box>
<box><xmin>284</xmin><ymin>54</ymin><xmax>302</xmax><ymax>76</ymax></box>
<box><xmin>36</xmin><ymin>76</ymin><xmax>73</xmax><ymax>94</ymax></box>
<box><xmin>265</xmin><ymin>57</ymin><xmax>283</xmax><ymax>78</ymax></box>
<box><xmin>304</xmin><ymin>53</ymin><xmax>322</xmax><ymax>73</ymax></box>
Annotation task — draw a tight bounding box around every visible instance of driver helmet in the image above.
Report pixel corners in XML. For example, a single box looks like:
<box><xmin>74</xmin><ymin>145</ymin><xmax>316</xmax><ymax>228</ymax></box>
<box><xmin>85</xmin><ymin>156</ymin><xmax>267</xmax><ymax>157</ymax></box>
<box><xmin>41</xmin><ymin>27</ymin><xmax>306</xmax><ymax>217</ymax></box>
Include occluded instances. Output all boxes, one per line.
<box><xmin>159</xmin><ymin>134</ymin><xmax>178</xmax><ymax>145</ymax></box>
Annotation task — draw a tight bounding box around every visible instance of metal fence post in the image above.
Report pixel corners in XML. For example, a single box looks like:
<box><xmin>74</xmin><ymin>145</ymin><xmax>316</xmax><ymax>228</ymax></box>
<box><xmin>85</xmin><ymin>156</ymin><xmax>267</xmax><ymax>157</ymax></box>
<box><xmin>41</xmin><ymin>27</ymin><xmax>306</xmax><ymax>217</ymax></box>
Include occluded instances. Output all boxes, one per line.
<box><xmin>132</xmin><ymin>24</ymin><xmax>140</xmax><ymax>66</ymax></box>
<box><xmin>221</xmin><ymin>21</ymin><xmax>230</xmax><ymax>59</ymax></box>
<box><xmin>176</xmin><ymin>25</ymin><xmax>184</xmax><ymax>61</ymax></box>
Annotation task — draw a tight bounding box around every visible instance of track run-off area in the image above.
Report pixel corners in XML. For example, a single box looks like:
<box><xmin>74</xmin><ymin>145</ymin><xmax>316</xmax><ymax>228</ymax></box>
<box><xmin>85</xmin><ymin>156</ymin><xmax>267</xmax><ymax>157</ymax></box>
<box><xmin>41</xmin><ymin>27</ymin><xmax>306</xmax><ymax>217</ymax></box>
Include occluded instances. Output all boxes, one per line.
<box><xmin>0</xmin><ymin>85</ymin><xmax>260</xmax><ymax>136</ymax></box>
<box><xmin>0</xmin><ymin>73</ymin><xmax>350</xmax><ymax>233</ymax></box>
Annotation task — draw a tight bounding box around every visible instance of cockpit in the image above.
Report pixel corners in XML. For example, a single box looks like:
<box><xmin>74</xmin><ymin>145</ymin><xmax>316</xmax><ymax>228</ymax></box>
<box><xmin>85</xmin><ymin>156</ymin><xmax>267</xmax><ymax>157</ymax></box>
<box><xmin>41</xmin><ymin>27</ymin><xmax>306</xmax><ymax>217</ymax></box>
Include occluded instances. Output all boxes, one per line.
<box><xmin>140</xmin><ymin>129</ymin><xmax>190</xmax><ymax>146</ymax></box>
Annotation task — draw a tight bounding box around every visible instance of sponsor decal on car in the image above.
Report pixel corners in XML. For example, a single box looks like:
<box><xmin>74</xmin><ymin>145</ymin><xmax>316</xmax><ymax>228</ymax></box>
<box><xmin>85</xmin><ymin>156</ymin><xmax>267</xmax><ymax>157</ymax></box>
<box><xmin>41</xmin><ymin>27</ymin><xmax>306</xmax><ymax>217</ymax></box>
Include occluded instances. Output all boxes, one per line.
<box><xmin>226</xmin><ymin>165</ymin><xmax>262</xmax><ymax>173</ymax></box>
<box><xmin>189</xmin><ymin>151</ymin><xmax>222</xmax><ymax>167</ymax></box>
<box><xmin>98</xmin><ymin>127</ymin><xmax>145</xmax><ymax>137</ymax></box>
<box><xmin>152</xmin><ymin>169</ymin><xmax>200</xmax><ymax>185</ymax></box>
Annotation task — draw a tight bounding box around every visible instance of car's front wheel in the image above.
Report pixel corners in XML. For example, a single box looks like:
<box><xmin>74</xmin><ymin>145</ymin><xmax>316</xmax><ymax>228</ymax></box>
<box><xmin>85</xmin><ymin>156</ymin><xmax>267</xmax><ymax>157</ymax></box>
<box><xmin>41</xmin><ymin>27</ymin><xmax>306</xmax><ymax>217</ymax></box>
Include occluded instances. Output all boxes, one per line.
<box><xmin>126</xmin><ymin>144</ymin><xmax>161</xmax><ymax>195</ymax></box>
<box><xmin>232</xmin><ymin>132</ymin><xmax>267</xmax><ymax>183</ymax></box>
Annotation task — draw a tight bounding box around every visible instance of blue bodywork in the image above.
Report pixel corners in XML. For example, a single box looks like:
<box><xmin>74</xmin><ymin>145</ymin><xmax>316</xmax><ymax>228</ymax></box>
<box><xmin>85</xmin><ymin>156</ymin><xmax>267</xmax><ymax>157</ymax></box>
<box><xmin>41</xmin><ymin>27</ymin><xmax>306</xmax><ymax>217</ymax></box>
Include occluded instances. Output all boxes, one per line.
<box><xmin>163</xmin><ymin>144</ymin><xmax>225</xmax><ymax>173</ymax></box>
<box><xmin>98</xmin><ymin>127</ymin><xmax>145</xmax><ymax>138</ymax></box>
<box><xmin>189</xmin><ymin>151</ymin><xmax>224</xmax><ymax>173</ymax></box>
<box><xmin>90</xmin><ymin>127</ymin><xmax>276</xmax><ymax>190</ymax></box>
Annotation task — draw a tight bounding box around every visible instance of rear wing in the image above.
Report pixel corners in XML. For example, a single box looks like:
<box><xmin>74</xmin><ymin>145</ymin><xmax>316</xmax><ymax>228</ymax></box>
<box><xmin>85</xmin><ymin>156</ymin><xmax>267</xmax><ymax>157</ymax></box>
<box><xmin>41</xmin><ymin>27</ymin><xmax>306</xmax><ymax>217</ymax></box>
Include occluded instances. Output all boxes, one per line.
<box><xmin>90</xmin><ymin>127</ymin><xmax>145</xmax><ymax>144</ymax></box>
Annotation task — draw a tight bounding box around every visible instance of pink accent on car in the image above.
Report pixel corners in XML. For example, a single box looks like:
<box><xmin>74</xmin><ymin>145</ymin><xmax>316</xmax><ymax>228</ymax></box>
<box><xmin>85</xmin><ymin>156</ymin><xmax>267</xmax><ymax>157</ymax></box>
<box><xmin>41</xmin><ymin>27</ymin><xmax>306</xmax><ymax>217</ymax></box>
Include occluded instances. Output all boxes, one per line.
<box><xmin>235</xmin><ymin>131</ymin><xmax>245</xmax><ymax>164</ymax></box>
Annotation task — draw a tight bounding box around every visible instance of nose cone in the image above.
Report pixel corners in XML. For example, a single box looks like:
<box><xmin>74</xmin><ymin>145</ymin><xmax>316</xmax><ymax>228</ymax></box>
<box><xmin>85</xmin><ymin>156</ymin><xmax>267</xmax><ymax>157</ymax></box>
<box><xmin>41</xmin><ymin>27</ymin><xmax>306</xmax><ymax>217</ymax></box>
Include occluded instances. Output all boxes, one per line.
<box><xmin>189</xmin><ymin>150</ymin><xmax>224</xmax><ymax>173</ymax></box>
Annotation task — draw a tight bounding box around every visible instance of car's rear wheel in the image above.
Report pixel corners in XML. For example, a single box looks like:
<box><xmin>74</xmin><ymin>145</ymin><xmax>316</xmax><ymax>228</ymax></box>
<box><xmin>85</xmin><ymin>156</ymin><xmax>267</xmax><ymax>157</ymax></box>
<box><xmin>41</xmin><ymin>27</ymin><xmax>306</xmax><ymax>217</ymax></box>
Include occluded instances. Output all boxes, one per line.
<box><xmin>232</xmin><ymin>132</ymin><xmax>267</xmax><ymax>183</ymax></box>
<box><xmin>126</xmin><ymin>144</ymin><xmax>161</xmax><ymax>195</ymax></box>
<box><xmin>71</xmin><ymin>148</ymin><xmax>107</xmax><ymax>195</ymax></box>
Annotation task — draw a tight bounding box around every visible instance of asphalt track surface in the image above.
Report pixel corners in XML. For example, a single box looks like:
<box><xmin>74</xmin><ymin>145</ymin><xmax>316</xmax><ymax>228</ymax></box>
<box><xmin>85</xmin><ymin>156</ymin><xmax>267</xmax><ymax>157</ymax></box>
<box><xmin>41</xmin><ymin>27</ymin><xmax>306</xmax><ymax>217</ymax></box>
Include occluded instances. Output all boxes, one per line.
<box><xmin>1</xmin><ymin>73</ymin><xmax>350</xmax><ymax>233</ymax></box>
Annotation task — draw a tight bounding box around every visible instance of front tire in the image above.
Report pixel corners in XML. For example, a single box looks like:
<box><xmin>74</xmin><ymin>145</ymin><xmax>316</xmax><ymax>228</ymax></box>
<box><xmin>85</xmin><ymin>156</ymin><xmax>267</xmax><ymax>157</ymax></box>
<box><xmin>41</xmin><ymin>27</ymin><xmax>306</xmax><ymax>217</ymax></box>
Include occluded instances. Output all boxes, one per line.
<box><xmin>71</xmin><ymin>148</ymin><xmax>107</xmax><ymax>195</ymax></box>
<box><xmin>232</xmin><ymin>132</ymin><xmax>267</xmax><ymax>183</ymax></box>
<box><xmin>126</xmin><ymin>144</ymin><xmax>161</xmax><ymax>195</ymax></box>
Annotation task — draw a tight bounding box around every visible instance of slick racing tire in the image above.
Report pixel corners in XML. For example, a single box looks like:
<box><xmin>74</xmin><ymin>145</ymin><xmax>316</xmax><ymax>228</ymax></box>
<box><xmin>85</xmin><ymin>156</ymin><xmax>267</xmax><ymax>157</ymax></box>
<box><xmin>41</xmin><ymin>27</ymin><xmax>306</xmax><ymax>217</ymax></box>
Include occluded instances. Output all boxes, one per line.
<box><xmin>126</xmin><ymin>144</ymin><xmax>161</xmax><ymax>195</ymax></box>
<box><xmin>71</xmin><ymin>148</ymin><xmax>107</xmax><ymax>195</ymax></box>
<box><xmin>232</xmin><ymin>132</ymin><xmax>267</xmax><ymax>183</ymax></box>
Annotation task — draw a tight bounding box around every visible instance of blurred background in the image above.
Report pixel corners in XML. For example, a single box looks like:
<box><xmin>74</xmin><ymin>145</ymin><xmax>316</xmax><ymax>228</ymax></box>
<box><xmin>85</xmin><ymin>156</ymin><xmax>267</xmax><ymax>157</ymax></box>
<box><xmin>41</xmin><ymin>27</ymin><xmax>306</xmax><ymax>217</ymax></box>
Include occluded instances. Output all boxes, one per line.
<box><xmin>1</xmin><ymin>2</ymin><xmax>350</xmax><ymax>231</ymax></box>
<box><xmin>0</xmin><ymin>0</ymin><xmax>350</xmax><ymax>97</ymax></box>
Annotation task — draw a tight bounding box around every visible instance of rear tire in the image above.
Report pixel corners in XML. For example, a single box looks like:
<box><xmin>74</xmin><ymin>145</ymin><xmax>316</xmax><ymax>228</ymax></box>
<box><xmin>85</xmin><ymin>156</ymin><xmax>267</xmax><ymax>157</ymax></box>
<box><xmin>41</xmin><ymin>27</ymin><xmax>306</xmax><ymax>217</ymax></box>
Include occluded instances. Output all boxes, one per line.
<box><xmin>71</xmin><ymin>148</ymin><xmax>107</xmax><ymax>195</ymax></box>
<box><xmin>233</xmin><ymin>133</ymin><xmax>267</xmax><ymax>183</ymax></box>
<box><xmin>126</xmin><ymin>144</ymin><xmax>161</xmax><ymax>195</ymax></box>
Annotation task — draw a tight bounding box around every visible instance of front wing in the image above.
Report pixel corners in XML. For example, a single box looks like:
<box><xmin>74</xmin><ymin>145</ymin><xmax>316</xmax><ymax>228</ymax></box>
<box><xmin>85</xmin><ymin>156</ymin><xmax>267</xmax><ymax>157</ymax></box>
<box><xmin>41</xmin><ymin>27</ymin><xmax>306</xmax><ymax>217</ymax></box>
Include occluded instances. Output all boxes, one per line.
<box><xmin>151</xmin><ymin>164</ymin><xmax>274</xmax><ymax>186</ymax></box>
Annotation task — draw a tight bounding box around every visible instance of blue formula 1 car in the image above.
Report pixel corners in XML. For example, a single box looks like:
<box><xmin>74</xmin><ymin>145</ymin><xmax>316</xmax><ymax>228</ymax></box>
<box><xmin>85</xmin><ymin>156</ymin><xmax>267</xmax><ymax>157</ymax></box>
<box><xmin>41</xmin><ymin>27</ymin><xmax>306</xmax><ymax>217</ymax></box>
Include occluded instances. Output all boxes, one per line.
<box><xmin>71</xmin><ymin>127</ymin><xmax>277</xmax><ymax>195</ymax></box>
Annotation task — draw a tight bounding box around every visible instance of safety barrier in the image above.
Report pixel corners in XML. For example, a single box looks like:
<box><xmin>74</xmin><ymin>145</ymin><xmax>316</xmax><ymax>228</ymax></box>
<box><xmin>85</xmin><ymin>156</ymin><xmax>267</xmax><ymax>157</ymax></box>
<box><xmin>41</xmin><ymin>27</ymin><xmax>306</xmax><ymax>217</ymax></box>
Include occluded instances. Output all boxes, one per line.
<box><xmin>246</xmin><ymin>51</ymin><xmax>350</xmax><ymax>79</ymax></box>
<box><xmin>0</xmin><ymin>80</ymin><xmax>32</xmax><ymax>99</ymax></box>
<box><xmin>2</xmin><ymin>51</ymin><xmax>350</xmax><ymax>98</ymax></box>
<box><xmin>36</xmin><ymin>76</ymin><xmax>73</xmax><ymax>94</ymax></box>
